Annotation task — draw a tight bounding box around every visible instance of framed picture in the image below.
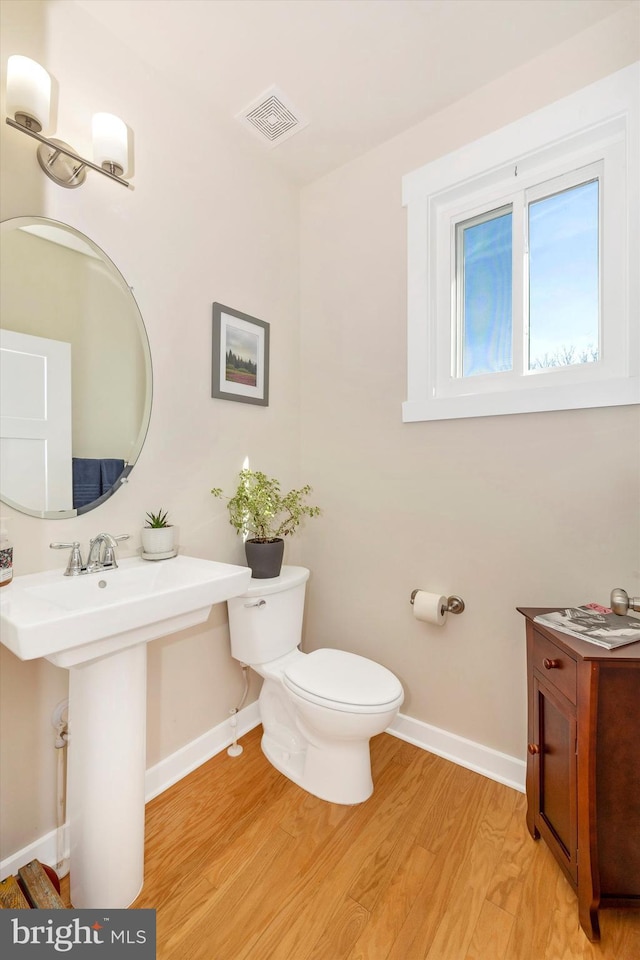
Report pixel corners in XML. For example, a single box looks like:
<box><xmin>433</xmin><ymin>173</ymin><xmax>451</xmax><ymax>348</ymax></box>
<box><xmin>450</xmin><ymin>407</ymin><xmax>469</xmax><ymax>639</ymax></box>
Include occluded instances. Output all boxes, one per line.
<box><xmin>211</xmin><ymin>302</ymin><xmax>270</xmax><ymax>406</ymax></box>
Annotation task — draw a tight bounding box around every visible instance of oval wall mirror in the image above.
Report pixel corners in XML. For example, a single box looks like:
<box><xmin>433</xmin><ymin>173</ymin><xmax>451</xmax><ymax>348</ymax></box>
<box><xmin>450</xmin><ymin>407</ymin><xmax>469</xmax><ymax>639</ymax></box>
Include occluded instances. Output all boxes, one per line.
<box><xmin>0</xmin><ymin>217</ymin><xmax>152</xmax><ymax>518</ymax></box>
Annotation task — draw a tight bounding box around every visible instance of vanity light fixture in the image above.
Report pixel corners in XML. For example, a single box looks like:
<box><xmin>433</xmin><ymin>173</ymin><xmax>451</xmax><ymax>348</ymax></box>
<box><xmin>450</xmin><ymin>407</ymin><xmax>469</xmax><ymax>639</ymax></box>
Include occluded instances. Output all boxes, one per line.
<box><xmin>5</xmin><ymin>55</ymin><xmax>132</xmax><ymax>189</ymax></box>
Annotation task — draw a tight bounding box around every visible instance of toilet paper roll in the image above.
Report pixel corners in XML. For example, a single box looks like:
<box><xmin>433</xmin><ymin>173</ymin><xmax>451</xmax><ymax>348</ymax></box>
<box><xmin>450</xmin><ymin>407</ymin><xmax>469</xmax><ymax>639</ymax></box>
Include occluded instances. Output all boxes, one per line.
<box><xmin>412</xmin><ymin>591</ymin><xmax>447</xmax><ymax>625</ymax></box>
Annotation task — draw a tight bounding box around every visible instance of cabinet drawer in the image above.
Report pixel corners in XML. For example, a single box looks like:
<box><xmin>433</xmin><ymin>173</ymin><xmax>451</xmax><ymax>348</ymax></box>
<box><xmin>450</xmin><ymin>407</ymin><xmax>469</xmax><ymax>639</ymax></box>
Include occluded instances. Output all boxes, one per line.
<box><xmin>532</xmin><ymin>631</ymin><xmax>577</xmax><ymax>703</ymax></box>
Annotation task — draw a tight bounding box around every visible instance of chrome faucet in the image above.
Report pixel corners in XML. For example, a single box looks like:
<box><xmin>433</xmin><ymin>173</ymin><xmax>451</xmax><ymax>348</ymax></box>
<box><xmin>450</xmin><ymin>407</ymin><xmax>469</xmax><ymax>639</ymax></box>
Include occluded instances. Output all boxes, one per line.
<box><xmin>50</xmin><ymin>533</ymin><xmax>129</xmax><ymax>576</ymax></box>
<box><xmin>86</xmin><ymin>533</ymin><xmax>130</xmax><ymax>572</ymax></box>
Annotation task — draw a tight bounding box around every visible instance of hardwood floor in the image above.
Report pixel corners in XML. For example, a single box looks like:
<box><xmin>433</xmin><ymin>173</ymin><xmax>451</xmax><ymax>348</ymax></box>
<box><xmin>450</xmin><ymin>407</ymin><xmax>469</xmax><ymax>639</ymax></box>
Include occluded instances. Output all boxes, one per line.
<box><xmin>72</xmin><ymin>726</ymin><xmax>640</xmax><ymax>958</ymax></box>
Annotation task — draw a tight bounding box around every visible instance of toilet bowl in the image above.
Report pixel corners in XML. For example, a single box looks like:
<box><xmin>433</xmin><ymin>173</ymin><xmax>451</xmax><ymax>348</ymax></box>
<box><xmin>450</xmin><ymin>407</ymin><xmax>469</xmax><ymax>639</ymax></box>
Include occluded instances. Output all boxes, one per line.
<box><xmin>227</xmin><ymin>566</ymin><xmax>404</xmax><ymax>804</ymax></box>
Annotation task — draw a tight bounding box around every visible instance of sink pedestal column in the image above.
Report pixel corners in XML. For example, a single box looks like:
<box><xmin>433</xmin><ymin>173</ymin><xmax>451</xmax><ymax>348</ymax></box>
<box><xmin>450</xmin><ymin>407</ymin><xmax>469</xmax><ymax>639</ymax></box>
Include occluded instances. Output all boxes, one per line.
<box><xmin>0</xmin><ymin>557</ymin><xmax>253</xmax><ymax>907</ymax></box>
<box><xmin>68</xmin><ymin>643</ymin><xmax>147</xmax><ymax>908</ymax></box>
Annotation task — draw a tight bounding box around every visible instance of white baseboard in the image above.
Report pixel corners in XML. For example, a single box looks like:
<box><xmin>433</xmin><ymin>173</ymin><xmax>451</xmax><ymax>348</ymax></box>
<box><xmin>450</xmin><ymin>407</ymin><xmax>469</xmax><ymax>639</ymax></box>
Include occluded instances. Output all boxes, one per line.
<box><xmin>144</xmin><ymin>701</ymin><xmax>261</xmax><ymax>801</ymax></box>
<box><xmin>0</xmin><ymin>702</ymin><xmax>261</xmax><ymax>881</ymax></box>
<box><xmin>0</xmin><ymin>826</ymin><xmax>67</xmax><ymax>884</ymax></box>
<box><xmin>387</xmin><ymin>712</ymin><xmax>526</xmax><ymax>793</ymax></box>
<box><xmin>1</xmin><ymin>703</ymin><xmax>523</xmax><ymax>880</ymax></box>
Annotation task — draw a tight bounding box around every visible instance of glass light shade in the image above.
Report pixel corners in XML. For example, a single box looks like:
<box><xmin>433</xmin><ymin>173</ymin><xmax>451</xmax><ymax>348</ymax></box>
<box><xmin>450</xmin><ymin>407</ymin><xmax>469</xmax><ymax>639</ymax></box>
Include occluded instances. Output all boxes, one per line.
<box><xmin>6</xmin><ymin>55</ymin><xmax>51</xmax><ymax>131</ymax></box>
<box><xmin>92</xmin><ymin>113</ymin><xmax>128</xmax><ymax>174</ymax></box>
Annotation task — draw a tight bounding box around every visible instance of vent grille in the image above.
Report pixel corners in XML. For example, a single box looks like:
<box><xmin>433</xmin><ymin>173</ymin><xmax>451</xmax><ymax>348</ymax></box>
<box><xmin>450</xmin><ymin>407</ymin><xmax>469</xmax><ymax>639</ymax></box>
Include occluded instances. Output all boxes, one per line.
<box><xmin>236</xmin><ymin>86</ymin><xmax>308</xmax><ymax>148</ymax></box>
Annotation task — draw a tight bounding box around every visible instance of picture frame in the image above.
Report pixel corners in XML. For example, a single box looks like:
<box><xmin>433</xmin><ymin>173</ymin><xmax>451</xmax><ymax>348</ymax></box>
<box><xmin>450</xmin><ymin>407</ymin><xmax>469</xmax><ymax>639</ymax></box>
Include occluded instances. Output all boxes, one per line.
<box><xmin>211</xmin><ymin>302</ymin><xmax>270</xmax><ymax>406</ymax></box>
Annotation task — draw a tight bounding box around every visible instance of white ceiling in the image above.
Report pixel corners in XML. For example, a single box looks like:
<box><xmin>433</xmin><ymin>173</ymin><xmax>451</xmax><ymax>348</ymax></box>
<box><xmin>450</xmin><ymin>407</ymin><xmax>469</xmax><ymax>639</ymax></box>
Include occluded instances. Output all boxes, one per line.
<box><xmin>76</xmin><ymin>0</ymin><xmax>631</xmax><ymax>184</ymax></box>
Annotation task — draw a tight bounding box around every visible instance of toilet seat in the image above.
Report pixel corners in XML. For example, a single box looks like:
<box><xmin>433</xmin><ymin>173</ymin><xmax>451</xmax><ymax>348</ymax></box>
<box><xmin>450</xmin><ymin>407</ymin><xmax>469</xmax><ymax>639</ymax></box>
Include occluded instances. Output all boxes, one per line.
<box><xmin>283</xmin><ymin>648</ymin><xmax>404</xmax><ymax>714</ymax></box>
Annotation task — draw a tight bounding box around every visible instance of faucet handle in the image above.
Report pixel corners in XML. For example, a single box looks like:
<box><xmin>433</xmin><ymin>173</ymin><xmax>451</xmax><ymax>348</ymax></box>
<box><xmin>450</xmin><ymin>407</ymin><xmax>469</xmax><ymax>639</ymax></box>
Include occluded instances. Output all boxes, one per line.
<box><xmin>50</xmin><ymin>541</ymin><xmax>85</xmax><ymax>577</ymax></box>
<box><xmin>102</xmin><ymin>535</ymin><xmax>129</xmax><ymax>568</ymax></box>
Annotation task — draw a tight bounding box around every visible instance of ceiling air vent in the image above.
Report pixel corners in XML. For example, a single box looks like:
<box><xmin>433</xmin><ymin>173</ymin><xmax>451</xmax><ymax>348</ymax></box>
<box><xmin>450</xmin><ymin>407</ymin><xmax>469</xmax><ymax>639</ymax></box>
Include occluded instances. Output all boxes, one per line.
<box><xmin>236</xmin><ymin>86</ymin><xmax>308</xmax><ymax>148</ymax></box>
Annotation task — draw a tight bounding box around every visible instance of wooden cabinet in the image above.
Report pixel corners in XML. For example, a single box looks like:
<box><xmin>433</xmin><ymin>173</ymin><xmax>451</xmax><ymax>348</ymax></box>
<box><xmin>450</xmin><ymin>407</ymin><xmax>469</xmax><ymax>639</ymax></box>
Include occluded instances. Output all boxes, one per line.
<box><xmin>520</xmin><ymin>608</ymin><xmax>640</xmax><ymax>941</ymax></box>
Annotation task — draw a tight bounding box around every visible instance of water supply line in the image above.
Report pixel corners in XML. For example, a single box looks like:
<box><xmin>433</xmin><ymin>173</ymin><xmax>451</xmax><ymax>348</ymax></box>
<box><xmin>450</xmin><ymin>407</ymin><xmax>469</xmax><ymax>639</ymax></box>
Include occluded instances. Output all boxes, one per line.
<box><xmin>51</xmin><ymin>700</ymin><xmax>70</xmax><ymax>878</ymax></box>
<box><xmin>227</xmin><ymin>664</ymin><xmax>249</xmax><ymax>757</ymax></box>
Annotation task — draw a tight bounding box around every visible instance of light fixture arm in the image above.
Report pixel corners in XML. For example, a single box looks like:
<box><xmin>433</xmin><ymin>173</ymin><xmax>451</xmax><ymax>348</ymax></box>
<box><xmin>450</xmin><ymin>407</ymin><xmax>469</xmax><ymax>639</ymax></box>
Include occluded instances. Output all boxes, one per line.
<box><xmin>6</xmin><ymin>117</ymin><xmax>131</xmax><ymax>189</ymax></box>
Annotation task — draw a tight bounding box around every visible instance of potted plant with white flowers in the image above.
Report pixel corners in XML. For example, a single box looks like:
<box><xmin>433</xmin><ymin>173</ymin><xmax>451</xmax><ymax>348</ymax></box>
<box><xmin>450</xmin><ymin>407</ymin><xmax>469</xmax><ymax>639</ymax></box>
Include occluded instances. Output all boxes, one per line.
<box><xmin>212</xmin><ymin>468</ymin><xmax>321</xmax><ymax>578</ymax></box>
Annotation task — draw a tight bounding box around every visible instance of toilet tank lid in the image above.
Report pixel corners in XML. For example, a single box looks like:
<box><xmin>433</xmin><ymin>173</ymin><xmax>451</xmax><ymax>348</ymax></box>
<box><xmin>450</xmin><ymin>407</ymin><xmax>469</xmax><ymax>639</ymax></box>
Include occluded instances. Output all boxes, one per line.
<box><xmin>284</xmin><ymin>649</ymin><xmax>403</xmax><ymax>707</ymax></box>
<box><xmin>241</xmin><ymin>565</ymin><xmax>310</xmax><ymax>598</ymax></box>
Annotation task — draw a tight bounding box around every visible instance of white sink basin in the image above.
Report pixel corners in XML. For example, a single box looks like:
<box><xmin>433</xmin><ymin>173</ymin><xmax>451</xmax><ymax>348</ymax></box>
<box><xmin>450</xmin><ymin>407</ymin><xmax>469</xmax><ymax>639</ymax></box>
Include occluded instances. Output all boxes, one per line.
<box><xmin>0</xmin><ymin>555</ymin><xmax>251</xmax><ymax>667</ymax></box>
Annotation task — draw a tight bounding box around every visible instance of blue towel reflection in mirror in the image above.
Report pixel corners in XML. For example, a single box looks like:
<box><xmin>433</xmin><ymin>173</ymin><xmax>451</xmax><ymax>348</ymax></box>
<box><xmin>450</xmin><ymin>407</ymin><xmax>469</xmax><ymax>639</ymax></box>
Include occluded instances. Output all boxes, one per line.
<box><xmin>72</xmin><ymin>458</ymin><xmax>125</xmax><ymax>509</ymax></box>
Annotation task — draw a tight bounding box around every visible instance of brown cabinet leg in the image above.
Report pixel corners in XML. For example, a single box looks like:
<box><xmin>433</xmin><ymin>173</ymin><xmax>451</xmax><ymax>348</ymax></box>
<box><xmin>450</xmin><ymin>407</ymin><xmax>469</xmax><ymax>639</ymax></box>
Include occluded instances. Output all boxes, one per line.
<box><xmin>578</xmin><ymin>900</ymin><xmax>600</xmax><ymax>942</ymax></box>
<box><xmin>526</xmin><ymin>814</ymin><xmax>540</xmax><ymax>840</ymax></box>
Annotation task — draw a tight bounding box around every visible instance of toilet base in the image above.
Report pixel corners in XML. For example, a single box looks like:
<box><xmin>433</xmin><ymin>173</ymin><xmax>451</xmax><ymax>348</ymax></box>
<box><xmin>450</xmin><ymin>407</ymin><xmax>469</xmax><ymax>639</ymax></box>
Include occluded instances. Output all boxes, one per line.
<box><xmin>260</xmin><ymin>728</ymin><xmax>374</xmax><ymax>805</ymax></box>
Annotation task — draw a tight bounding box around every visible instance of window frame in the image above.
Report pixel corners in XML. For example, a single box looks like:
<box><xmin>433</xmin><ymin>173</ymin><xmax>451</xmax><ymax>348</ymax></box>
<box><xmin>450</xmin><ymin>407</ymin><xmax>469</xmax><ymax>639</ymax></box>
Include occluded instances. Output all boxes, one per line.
<box><xmin>402</xmin><ymin>63</ymin><xmax>639</xmax><ymax>422</ymax></box>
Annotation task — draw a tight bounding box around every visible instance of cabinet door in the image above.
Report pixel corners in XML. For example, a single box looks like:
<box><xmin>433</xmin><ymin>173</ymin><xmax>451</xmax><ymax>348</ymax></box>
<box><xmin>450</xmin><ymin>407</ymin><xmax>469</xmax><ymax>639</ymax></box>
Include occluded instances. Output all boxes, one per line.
<box><xmin>532</xmin><ymin>676</ymin><xmax>578</xmax><ymax>885</ymax></box>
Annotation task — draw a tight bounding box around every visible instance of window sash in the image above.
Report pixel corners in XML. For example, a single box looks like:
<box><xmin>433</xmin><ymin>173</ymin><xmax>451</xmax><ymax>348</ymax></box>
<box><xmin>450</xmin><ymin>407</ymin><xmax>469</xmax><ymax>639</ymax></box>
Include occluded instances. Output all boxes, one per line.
<box><xmin>454</xmin><ymin>204</ymin><xmax>514</xmax><ymax>379</ymax></box>
<box><xmin>436</xmin><ymin>155</ymin><xmax>619</xmax><ymax>401</ymax></box>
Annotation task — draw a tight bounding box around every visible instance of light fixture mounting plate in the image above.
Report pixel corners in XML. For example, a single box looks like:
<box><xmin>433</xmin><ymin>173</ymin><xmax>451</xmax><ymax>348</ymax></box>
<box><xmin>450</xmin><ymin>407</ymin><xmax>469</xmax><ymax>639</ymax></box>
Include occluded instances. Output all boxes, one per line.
<box><xmin>37</xmin><ymin>138</ymin><xmax>87</xmax><ymax>188</ymax></box>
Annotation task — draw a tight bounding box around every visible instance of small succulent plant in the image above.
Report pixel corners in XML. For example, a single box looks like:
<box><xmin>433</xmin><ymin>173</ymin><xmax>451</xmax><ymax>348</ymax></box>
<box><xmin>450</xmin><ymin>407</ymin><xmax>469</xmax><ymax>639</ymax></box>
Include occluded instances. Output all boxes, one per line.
<box><xmin>144</xmin><ymin>509</ymin><xmax>171</xmax><ymax>528</ymax></box>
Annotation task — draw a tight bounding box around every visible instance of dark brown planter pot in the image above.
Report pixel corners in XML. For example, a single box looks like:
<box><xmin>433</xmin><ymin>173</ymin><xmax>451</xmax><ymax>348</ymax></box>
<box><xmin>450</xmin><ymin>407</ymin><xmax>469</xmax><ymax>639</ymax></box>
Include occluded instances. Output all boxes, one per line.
<box><xmin>245</xmin><ymin>538</ymin><xmax>284</xmax><ymax>579</ymax></box>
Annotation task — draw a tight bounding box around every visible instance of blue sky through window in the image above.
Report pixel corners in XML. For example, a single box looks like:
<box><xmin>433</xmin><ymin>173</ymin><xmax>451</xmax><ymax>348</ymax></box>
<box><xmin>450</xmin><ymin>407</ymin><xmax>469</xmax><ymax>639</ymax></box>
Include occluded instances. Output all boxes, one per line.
<box><xmin>460</xmin><ymin>180</ymin><xmax>599</xmax><ymax>377</ymax></box>
<box><xmin>462</xmin><ymin>211</ymin><xmax>512</xmax><ymax>376</ymax></box>
<box><xmin>528</xmin><ymin>180</ymin><xmax>599</xmax><ymax>368</ymax></box>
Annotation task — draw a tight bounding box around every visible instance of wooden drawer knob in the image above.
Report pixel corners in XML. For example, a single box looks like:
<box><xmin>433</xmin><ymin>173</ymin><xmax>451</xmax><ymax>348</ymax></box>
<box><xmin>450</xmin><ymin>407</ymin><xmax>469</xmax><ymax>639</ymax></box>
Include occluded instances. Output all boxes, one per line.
<box><xmin>543</xmin><ymin>658</ymin><xmax>559</xmax><ymax>670</ymax></box>
<box><xmin>528</xmin><ymin>743</ymin><xmax>540</xmax><ymax>755</ymax></box>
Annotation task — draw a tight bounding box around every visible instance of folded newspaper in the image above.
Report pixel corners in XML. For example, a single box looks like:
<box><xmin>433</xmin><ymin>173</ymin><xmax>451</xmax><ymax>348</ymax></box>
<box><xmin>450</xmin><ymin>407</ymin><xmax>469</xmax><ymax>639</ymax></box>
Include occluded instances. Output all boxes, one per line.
<box><xmin>534</xmin><ymin>604</ymin><xmax>640</xmax><ymax>649</ymax></box>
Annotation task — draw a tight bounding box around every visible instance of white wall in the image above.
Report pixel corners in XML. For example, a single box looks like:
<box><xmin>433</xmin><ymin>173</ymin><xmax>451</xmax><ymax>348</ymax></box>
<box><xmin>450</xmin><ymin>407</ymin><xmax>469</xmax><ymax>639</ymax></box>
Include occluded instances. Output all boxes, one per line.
<box><xmin>1</xmin><ymin>0</ymin><xmax>638</xmax><ymax>867</ymax></box>
<box><xmin>0</xmin><ymin>0</ymin><xmax>301</xmax><ymax>860</ymax></box>
<box><xmin>299</xmin><ymin>5</ymin><xmax>640</xmax><ymax>760</ymax></box>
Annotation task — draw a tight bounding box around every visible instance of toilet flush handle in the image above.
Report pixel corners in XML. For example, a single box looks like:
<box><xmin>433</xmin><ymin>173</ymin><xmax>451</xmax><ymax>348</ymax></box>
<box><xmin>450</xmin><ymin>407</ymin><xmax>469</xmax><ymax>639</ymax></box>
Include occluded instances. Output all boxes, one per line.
<box><xmin>244</xmin><ymin>599</ymin><xmax>266</xmax><ymax>608</ymax></box>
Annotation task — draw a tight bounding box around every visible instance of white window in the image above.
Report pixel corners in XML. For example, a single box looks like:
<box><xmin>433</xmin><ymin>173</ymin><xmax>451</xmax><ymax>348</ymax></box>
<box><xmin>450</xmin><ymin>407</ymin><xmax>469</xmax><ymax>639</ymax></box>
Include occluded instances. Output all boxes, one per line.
<box><xmin>402</xmin><ymin>63</ymin><xmax>639</xmax><ymax>422</ymax></box>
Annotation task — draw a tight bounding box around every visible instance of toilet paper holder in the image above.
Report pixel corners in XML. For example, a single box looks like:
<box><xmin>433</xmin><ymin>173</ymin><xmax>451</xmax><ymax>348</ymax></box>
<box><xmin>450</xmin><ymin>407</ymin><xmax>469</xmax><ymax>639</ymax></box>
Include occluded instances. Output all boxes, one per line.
<box><xmin>410</xmin><ymin>590</ymin><xmax>465</xmax><ymax>615</ymax></box>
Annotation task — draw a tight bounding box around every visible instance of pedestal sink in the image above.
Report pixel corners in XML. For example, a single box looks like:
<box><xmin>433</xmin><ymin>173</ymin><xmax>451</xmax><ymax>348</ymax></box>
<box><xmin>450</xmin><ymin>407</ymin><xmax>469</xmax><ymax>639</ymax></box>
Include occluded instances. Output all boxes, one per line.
<box><xmin>0</xmin><ymin>555</ymin><xmax>251</xmax><ymax>908</ymax></box>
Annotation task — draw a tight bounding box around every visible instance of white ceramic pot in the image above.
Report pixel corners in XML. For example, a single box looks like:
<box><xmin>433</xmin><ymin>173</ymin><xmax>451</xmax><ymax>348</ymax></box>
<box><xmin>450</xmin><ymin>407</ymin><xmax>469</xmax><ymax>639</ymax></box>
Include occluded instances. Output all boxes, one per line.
<box><xmin>141</xmin><ymin>526</ymin><xmax>175</xmax><ymax>555</ymax></box>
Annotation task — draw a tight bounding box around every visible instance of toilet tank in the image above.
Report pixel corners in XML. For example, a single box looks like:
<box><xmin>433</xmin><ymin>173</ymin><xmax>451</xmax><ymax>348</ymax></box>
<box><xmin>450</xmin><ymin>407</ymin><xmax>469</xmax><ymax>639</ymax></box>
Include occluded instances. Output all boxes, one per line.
<box><xmin>227</xmin><ymin>565</ymin><xmax>310</xmax><ymax>665</ymax></box>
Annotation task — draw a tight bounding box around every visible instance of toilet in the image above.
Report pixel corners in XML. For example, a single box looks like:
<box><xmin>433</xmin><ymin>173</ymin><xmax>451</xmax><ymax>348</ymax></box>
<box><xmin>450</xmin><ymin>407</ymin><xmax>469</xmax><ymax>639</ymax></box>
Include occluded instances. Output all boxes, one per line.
<box><xmin>227</xmin><ymin>565</ymin><xmax>404</xmax><ymax>804</ymax></box>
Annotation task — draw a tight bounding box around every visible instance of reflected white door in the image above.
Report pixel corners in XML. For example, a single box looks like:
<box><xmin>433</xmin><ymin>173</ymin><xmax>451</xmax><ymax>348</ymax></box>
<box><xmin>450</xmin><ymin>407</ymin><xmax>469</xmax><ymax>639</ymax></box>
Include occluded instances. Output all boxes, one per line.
<box><xmin>0</xmin><ymin>329</ymin><xmax>72</xmax><ymax>513</ymax></box>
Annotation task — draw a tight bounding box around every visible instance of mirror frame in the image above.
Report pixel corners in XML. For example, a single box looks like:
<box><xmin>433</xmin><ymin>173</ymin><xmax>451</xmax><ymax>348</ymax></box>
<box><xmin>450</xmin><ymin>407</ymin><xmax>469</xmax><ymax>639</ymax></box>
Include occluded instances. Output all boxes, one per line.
<box><xmin>0</xmin><ymin>216</ymin><xmax>153</xmax><ymax>518</ymax></box>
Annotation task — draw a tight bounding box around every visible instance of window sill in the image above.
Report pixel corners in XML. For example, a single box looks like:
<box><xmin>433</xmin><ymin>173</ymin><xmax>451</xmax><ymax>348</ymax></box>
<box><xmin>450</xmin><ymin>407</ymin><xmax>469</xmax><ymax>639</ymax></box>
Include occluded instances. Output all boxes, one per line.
<box><xmin>402</xmin><ymin>377</ymin><xmax>640</xmax><ymax>422</ymax></box>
